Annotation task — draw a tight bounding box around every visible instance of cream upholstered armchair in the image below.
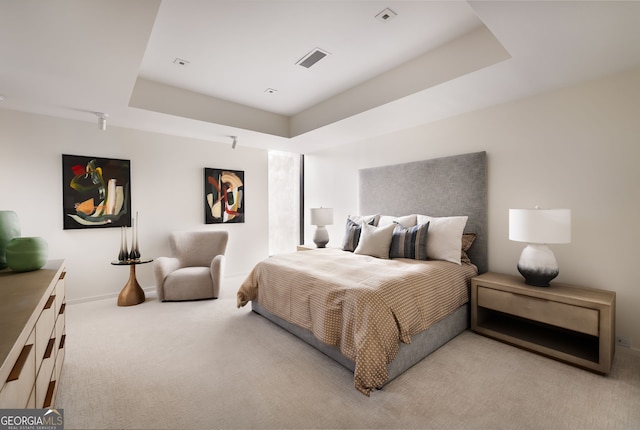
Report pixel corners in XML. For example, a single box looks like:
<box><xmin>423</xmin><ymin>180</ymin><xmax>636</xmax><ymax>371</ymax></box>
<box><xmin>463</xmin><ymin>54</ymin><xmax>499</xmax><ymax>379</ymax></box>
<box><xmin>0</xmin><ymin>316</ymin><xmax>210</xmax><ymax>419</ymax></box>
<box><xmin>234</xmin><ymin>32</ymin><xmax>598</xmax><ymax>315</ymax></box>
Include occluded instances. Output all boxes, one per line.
<box><xmin>154</xmin><ymin>230</ymin><xmax>229</xmax><ymax>301</ymax></box>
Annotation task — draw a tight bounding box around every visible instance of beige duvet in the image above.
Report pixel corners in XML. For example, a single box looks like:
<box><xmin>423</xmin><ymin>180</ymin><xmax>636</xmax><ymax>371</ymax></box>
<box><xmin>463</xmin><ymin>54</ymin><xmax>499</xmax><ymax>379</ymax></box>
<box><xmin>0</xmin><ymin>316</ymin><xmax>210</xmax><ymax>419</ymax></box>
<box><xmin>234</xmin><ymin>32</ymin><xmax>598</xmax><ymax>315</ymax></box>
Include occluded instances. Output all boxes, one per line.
<box><xmin>237</xmin><ymin>248</ymin><xmax>477</xmax><ymax>395</ymax></box>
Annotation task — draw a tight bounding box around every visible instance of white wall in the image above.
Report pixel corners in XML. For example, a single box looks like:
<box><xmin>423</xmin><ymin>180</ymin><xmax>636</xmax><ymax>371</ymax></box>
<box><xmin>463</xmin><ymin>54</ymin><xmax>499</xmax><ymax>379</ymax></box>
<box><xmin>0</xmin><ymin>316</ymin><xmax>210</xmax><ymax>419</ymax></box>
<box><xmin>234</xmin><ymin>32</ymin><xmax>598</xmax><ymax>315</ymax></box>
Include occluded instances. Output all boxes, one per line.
<box><xmin>304</xmin><ymin>68</ymin><xmax>640</xmax><ymax>352</ymax></box>
<box><xmin>2</xmin><ymin>68</ymin><xmax>638</xmax><ymax>351</ymax></box>
<box><xmin>0</xmin><ymin>110</ymin><xmax>269</xmax><ymax>302</ymax></box>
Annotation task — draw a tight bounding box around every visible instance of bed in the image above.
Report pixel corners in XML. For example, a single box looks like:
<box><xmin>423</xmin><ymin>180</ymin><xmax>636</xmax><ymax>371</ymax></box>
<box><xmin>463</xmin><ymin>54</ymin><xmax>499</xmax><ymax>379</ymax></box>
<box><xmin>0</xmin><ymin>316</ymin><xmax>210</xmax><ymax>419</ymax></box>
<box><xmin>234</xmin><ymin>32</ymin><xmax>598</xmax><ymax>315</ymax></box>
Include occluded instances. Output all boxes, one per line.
<box><xmin>237</xmin><ymin>151</ymin><xmax>487</xmax><ymax>395</ymax></box>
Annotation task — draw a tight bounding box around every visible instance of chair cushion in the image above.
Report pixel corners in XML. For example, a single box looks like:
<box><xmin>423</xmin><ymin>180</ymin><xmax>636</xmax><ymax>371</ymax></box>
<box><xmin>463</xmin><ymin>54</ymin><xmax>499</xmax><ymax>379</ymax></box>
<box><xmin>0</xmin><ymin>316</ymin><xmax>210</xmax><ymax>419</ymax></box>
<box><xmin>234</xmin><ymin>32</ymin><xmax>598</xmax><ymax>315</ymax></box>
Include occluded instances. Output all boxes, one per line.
<box><xmin>163</xmin><ymin>267</ymin><xmax>215</xmax><ymax>301</ymax></box>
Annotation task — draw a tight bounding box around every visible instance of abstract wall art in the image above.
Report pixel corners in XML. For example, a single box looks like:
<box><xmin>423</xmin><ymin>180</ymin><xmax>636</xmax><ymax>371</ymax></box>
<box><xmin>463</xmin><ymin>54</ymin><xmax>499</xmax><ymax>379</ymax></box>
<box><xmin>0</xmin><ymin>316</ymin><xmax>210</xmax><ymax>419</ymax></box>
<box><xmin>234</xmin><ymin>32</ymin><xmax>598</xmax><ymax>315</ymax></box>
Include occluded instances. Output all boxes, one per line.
<box><xmin>204</xmin><ymin>168</ymin><xmax>244</xmax><ymax>224</ymax></box>
<box><xmin>62</xmin><ymin>154</ymin><xmax>131</xmax><ymax>229</ymax></box>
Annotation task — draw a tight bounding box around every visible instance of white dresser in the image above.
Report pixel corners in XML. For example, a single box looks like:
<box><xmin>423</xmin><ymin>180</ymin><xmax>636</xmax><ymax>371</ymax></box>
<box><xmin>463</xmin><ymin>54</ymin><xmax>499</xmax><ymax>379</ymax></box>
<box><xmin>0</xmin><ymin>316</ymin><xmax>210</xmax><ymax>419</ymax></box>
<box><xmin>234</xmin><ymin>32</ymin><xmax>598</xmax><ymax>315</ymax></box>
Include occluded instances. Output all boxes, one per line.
<box><xmin>0</xmin><ymin>260</ymin><xmax>66</xmax><ymax>408</ymax></box>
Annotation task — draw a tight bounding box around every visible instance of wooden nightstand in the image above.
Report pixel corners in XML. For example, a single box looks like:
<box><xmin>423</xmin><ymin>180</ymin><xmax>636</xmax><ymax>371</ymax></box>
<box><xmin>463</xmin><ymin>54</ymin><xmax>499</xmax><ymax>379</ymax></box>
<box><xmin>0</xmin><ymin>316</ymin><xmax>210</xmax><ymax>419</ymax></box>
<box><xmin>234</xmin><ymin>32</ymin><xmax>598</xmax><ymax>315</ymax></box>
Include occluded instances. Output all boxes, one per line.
<box><xmin>471</xmin><ymin>272</ymin><xmax>615</xmax><ymax>374</ymax></box>
<box><xmin>296</xmin><ymin>244</ymin><xmax>316</xmax><ymax>251</ymax></box>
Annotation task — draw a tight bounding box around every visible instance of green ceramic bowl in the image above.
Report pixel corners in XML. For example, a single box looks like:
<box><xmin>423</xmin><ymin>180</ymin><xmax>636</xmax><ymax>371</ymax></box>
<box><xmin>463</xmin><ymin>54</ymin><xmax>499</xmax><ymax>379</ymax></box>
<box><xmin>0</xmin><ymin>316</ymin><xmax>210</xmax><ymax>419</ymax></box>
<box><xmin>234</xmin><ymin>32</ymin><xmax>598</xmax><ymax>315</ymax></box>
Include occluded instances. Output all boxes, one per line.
<box><xmin>6</xmin><ymin>237</ymin><xmax>48</xmax><ymax>272</ymax></box>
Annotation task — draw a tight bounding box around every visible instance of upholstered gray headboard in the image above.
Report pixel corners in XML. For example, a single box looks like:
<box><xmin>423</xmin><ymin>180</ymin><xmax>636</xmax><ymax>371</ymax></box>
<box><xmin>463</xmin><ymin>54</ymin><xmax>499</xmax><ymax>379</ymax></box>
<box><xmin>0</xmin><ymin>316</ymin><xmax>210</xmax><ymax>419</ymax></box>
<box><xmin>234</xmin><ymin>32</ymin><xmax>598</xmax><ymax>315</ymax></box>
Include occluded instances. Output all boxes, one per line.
<box><xmin>359</xmin><ymin>151</ymin><xmax>488</xmax><ymax>274</ymax></box>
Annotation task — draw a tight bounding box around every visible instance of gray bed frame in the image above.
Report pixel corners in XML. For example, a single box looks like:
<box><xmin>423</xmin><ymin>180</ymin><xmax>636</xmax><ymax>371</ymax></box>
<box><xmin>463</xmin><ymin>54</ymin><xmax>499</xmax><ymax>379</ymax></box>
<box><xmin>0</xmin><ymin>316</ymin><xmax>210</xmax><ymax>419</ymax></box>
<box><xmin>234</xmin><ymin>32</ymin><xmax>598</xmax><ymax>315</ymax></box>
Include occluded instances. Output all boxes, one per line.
<box><xmin>252</xmin><ymin>151</ymin><xmax>488</xmax><ymax>387</ymax></box>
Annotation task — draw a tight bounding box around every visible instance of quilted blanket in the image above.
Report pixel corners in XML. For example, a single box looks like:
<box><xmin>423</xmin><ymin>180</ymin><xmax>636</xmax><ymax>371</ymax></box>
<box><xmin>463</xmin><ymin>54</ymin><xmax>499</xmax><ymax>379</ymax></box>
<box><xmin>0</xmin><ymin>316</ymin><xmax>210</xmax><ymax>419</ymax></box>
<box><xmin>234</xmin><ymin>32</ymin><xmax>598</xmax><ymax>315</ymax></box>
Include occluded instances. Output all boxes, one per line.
<box><xmin>237</xmin><ymin>248</ymin><xmax>477</xmax><ymax>395</ymax></box>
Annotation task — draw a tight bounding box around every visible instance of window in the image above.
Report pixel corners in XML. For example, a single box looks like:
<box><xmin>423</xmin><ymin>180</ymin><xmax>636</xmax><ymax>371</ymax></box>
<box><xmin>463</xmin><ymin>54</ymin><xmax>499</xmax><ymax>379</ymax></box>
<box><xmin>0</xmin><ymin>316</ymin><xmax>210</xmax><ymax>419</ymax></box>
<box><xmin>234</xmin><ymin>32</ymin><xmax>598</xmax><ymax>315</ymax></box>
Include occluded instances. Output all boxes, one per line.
<box><xmin>268</xmin><ymin>151</ymin><xmax>302</xmax><ymax>255</ymax></box>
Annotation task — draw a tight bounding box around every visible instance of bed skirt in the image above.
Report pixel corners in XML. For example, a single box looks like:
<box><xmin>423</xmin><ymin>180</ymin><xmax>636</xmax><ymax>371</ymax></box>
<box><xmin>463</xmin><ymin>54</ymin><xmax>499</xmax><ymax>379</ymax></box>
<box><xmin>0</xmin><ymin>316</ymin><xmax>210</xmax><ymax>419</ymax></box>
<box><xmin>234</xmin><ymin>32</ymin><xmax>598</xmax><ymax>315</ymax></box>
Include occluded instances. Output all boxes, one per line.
<box><xmin>251</xmin><ymin>301</ymin><xmax>469</xmax><ymax>387</ymax></box>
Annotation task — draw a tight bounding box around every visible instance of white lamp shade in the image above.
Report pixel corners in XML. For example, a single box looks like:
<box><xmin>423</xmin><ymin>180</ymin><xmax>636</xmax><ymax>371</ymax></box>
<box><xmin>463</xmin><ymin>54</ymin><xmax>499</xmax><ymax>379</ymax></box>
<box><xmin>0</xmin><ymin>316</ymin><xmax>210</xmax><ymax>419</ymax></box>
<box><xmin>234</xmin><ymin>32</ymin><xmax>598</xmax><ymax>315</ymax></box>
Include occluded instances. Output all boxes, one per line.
<box><xmin>310</xmin><ymin>207</ymin><xmax>333</xmax><ymax>226</ymax></box>
<box><xmin>509</xmin><ymin>209</ymin><xmax>571</xmax><ymax>244</ymax></box>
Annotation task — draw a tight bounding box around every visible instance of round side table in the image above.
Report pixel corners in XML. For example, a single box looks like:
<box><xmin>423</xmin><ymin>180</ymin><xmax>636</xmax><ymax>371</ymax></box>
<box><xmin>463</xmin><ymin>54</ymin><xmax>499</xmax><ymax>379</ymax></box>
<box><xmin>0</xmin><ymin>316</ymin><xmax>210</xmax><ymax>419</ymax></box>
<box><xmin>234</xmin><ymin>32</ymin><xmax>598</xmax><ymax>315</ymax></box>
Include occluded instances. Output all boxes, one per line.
<box><xmin>111</xmin><ymin>258</ymin><xmax>153</xmax><ymax>306</ymax></box>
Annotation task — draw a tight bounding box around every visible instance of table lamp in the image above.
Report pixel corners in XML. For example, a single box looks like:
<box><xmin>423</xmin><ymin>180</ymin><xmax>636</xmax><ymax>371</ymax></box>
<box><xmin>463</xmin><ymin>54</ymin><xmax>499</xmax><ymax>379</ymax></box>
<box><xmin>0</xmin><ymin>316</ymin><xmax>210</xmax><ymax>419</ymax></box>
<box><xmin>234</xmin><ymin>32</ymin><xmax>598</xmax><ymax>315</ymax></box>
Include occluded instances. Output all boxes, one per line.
<box><xmin>509</xmin><ymin>208</ymin><xmax>571</xmax><ymax>287</ymax></box>
<box><xmin>310</xmin><ymin>207</ymin><xmax>333</xmax><ymax>248</ymax></box>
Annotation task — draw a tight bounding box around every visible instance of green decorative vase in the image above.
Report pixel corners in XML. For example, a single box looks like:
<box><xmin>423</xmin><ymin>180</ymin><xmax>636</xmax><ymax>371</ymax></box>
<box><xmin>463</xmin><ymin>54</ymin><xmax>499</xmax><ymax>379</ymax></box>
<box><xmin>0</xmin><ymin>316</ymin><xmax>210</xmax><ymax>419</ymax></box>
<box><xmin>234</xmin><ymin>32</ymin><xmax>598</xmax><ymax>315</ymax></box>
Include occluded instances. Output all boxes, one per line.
<box><xmin>6</xmin><ymin>237</ymin><xmax>48</xmax><ymax>272</ymax></box>
<box><xmin>0</xmin><ymin>210</ymin><xmax>21</xmax><ymax>270</ymax></box>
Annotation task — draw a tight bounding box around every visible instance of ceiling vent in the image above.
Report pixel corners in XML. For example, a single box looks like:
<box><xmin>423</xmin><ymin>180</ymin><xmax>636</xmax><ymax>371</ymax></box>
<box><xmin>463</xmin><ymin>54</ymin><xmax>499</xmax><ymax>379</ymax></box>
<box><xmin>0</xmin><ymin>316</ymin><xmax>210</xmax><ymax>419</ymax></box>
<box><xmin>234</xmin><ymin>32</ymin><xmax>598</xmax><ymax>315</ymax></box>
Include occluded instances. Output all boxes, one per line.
<box><xmin>375</xmin><ymin>8</ymin><xmax>397</xmax><ymax>22</ymax></box>
<box><xmin>296</xmin><ymin>48</ymin><xmax>330</xmax><ymax>69</ymax></box>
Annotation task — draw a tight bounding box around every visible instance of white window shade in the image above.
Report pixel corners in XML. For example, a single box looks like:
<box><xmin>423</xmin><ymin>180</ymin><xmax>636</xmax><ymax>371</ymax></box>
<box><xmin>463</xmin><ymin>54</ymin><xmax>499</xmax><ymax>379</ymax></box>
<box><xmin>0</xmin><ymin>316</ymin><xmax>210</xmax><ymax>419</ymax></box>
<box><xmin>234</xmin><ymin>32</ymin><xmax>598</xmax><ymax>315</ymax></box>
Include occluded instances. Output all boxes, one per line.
<box><xmin>268</xmin><ymin>151</ymin><xmax>300</xmax><ymax>255</ymax></box>
<box><xmin>509</xmin><ymin>209</ymin><xmax>571</xmax><ymax>244</ymax></box>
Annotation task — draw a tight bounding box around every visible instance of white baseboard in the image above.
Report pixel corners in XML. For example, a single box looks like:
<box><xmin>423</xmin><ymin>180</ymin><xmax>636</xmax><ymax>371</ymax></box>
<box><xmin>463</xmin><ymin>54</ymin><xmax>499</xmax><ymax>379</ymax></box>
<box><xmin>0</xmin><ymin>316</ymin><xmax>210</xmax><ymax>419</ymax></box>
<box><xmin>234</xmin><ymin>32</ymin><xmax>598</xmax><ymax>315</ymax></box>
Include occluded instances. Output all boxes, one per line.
<box><xmin>66</xmin><ymin>286</ymin><xmax>156</xmax><ymax>305</ymax></box>
<box><xmin>617</xmin><ymin>345</ymin><xmax>640</xmax><ymax>357</ymax></box>
<box><xmin>66</xmin><ymin>274</ymin><xmax>249</xmax><ymax>305</ymax></box>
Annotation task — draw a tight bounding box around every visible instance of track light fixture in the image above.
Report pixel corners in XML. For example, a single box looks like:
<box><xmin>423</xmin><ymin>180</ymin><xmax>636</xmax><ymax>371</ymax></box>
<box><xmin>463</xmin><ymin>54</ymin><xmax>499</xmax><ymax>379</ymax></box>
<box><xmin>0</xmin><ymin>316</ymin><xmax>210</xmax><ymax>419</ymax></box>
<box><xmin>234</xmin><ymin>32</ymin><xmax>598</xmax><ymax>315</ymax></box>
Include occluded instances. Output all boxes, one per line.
<box><xmin>96</xmin><ymin>112</ymin><xmax>108</xmax><ymax>131</ymax></box>
<box><xmin>231</xmin><ymin>136</ymin><xmax>238</xmax><ymax>149</ymax></box>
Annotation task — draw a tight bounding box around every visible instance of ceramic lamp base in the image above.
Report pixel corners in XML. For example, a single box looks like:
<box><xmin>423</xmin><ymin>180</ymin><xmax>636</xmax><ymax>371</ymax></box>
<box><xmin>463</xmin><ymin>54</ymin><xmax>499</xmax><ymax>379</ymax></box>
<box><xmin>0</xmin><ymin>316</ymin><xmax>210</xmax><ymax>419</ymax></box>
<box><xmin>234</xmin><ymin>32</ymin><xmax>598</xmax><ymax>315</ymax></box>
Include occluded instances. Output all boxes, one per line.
<box><xmin>517</xmin><ymin>243</ymin><xmax>559</xmax><ymax>287</ymax></box>
<box><xmin>313</xmin><ymin>226</ymin><xmax>329</xmax><ymax>248</ymax></box>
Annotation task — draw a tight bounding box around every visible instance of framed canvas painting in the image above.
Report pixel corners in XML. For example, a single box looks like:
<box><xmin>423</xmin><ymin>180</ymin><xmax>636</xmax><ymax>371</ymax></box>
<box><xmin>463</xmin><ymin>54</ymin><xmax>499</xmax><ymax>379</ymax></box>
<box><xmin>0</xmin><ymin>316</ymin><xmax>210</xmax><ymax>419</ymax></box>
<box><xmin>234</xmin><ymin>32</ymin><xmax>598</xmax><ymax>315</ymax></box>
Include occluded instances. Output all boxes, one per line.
<box><xmin>204</xmin><ymin>168</ymin><xmax>244</xmax><ymax>224</ymax></box>
<box><xmin>62</xmin><ymin>154</ymin><xmax>131</xmax><ymax>229</ymax></box>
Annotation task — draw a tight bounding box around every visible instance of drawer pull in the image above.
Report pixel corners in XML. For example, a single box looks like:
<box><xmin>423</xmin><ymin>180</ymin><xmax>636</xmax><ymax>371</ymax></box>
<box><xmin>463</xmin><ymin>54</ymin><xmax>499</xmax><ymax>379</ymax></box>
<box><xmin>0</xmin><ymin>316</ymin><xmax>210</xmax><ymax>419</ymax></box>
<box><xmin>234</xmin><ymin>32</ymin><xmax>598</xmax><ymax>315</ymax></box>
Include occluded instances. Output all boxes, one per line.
<box><xmin>59</xmin><ymin>303</ymin><xmax>66</xmax><ymax>316</ymax></box>
<box><xmin>520</xmin><ymin>294</ymin><xmax>548</xmax><ymax>303</ymax></box>
<box><xmin>43</xmin><ymin>380</ymin><xmax>56</xmax><ymax>408</ymax></box>
<box><xmin>45</xmin><ymin>295</ymin><xmax>55</xmax><ymax>309</ymax></box>
<box><xmin>59</xmin><ymin>334</ymin><xmax>66</xmax><ymax>350</ymax></box>
<box><xmin>59</xmin><ymin>271</ymin><xmax>66</xmax><ymax>280</ymax></box>
<box><xmin>7</xmin><ymin>344</ymin><xmax>33</xmax><ymax>382</ymax></box>
<box><xmin>44</xmin><ymin>338</ymin><xmax>56</xmax><ymax>359</ymax></box>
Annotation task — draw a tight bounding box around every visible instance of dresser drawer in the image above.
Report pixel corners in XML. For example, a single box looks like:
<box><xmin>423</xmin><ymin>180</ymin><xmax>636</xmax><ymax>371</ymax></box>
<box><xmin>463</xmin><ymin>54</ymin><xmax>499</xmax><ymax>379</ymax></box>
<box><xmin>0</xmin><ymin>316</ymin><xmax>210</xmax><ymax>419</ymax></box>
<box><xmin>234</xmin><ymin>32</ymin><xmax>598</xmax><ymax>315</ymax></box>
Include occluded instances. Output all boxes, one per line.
<box><xmin>477</xmin><ymin>286</ymin><xmax>599</xmax><ymax>336</ymax></box>
<box><xmin>35</xmin><ymin>294</ymin><xmax>56</xmax><ymax>368</ymax></box>
<box><xmin>55</xmin><ymin>336</ymin><xmax>65</xmax><ymax>382</ymax></box>
<box><xmin>55</xmin><ymin>309</ymin><xmax>65</xmax><ymax>350</ymax></box>
<box><xmin>0</xmin><ymin>329</ymin><xmax>36</xmax><ymax>408</ymax></box>
<box><xmin>35</xmin><ymin>336</ymin><xmax>56</xmax><ymax>408</ymax></box>
<box><xmin>0</xmin><ymin>260</ymin><xmax>67</xmax><ymax>409</ymax></box>
<box><xmin>54</xmin><ymin>272</ymin><xmax>66</xmax><ymax>316</ymax></box>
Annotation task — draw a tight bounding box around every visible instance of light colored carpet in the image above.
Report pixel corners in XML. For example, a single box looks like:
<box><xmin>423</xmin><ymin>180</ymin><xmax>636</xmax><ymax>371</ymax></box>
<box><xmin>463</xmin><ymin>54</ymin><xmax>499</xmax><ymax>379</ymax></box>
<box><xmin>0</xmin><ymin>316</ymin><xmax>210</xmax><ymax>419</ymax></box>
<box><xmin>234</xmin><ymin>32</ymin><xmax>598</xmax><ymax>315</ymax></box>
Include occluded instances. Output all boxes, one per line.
<box><xmin>57</xmin><ymin>276</ymin><xmax>640</xmax><ymax>430</ymax></box>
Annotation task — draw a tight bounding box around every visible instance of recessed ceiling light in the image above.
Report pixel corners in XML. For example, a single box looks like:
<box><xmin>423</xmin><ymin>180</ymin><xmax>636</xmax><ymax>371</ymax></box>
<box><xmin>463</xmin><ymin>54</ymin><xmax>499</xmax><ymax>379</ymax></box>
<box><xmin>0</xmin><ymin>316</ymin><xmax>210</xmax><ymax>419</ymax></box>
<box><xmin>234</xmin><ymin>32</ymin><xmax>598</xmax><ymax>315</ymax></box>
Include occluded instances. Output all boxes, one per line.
<box><xmin>173</xmin><ymin>58</ymin><xmax>190</xmax><ymax>66</ymax></box>
<box><xmin>264</xmin><ymin>88</ymin><xmax>278</xmax><ymax>94</ymax></box>
<box><xmin>375</xmin><ymin>8</ymin><xmax>397</xmax><ymax>22</ymax></box>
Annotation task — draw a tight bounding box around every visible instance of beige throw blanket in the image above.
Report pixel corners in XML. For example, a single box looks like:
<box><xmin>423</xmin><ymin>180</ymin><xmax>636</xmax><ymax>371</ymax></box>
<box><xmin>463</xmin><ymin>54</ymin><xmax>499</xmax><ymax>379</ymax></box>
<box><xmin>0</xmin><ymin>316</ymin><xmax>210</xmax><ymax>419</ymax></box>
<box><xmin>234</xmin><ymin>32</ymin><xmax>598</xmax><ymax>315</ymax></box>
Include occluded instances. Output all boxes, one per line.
<box><xmin>237</xmin><ymin>248</ymin><xmax>477</xmax><ymax>395</ymax></box>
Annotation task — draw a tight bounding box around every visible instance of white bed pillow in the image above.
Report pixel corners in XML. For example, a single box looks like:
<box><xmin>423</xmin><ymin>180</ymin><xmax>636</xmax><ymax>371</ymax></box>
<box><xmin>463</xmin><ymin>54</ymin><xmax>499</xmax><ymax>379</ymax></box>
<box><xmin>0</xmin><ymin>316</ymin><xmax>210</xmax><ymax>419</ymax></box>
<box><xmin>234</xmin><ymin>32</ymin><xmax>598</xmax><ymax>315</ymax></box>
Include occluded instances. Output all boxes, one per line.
<box><xmin>342</xmin><ymin>215</ymin><xmax>378</xmax><ymax>251</ymax></box>
<box><xmin>416</xmin><ymin>215</ymin><xmax>468</xmax><ymax>264</ymax></box>
<box><xmin>349</xmin><ymin>214</ymin><xmax>380</xmax><ymax>226</ymax></box>
<box><xmin>378</xmin><ymin>214</ymin><xmax>417</xmax><ymax>228</ymax></box>
<box><xmin>354</xmin><ymin>222</ymin><xmax>396</xmax><ymax>259</ymax></box>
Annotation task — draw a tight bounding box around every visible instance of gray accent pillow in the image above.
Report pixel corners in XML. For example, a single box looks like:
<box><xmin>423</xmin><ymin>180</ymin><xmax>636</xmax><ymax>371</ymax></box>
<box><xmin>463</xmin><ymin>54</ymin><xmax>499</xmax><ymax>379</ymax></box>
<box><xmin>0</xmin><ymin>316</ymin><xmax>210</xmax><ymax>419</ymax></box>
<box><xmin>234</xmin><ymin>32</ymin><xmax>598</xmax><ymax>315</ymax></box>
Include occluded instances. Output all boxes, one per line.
<box><xmin>342</xmin><ymin>218</ymin><xmax>362</xmax><ymax>251</ymax></box>
<box><xmin>342</xmin><ymin>216</ymin><xmax>377</xmax><ymax>251</ymax></box>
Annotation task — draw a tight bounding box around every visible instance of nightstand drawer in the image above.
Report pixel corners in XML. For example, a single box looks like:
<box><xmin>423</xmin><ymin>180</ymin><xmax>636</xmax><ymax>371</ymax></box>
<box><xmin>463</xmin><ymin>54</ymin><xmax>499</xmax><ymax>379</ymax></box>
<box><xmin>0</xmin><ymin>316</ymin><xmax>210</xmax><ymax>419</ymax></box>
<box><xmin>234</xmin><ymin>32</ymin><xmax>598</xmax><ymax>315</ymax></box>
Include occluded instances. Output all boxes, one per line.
<box><xmin>477</xmin><ymin>286</ymin><xmax>599</xmax><ymax>336</ymax></box>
